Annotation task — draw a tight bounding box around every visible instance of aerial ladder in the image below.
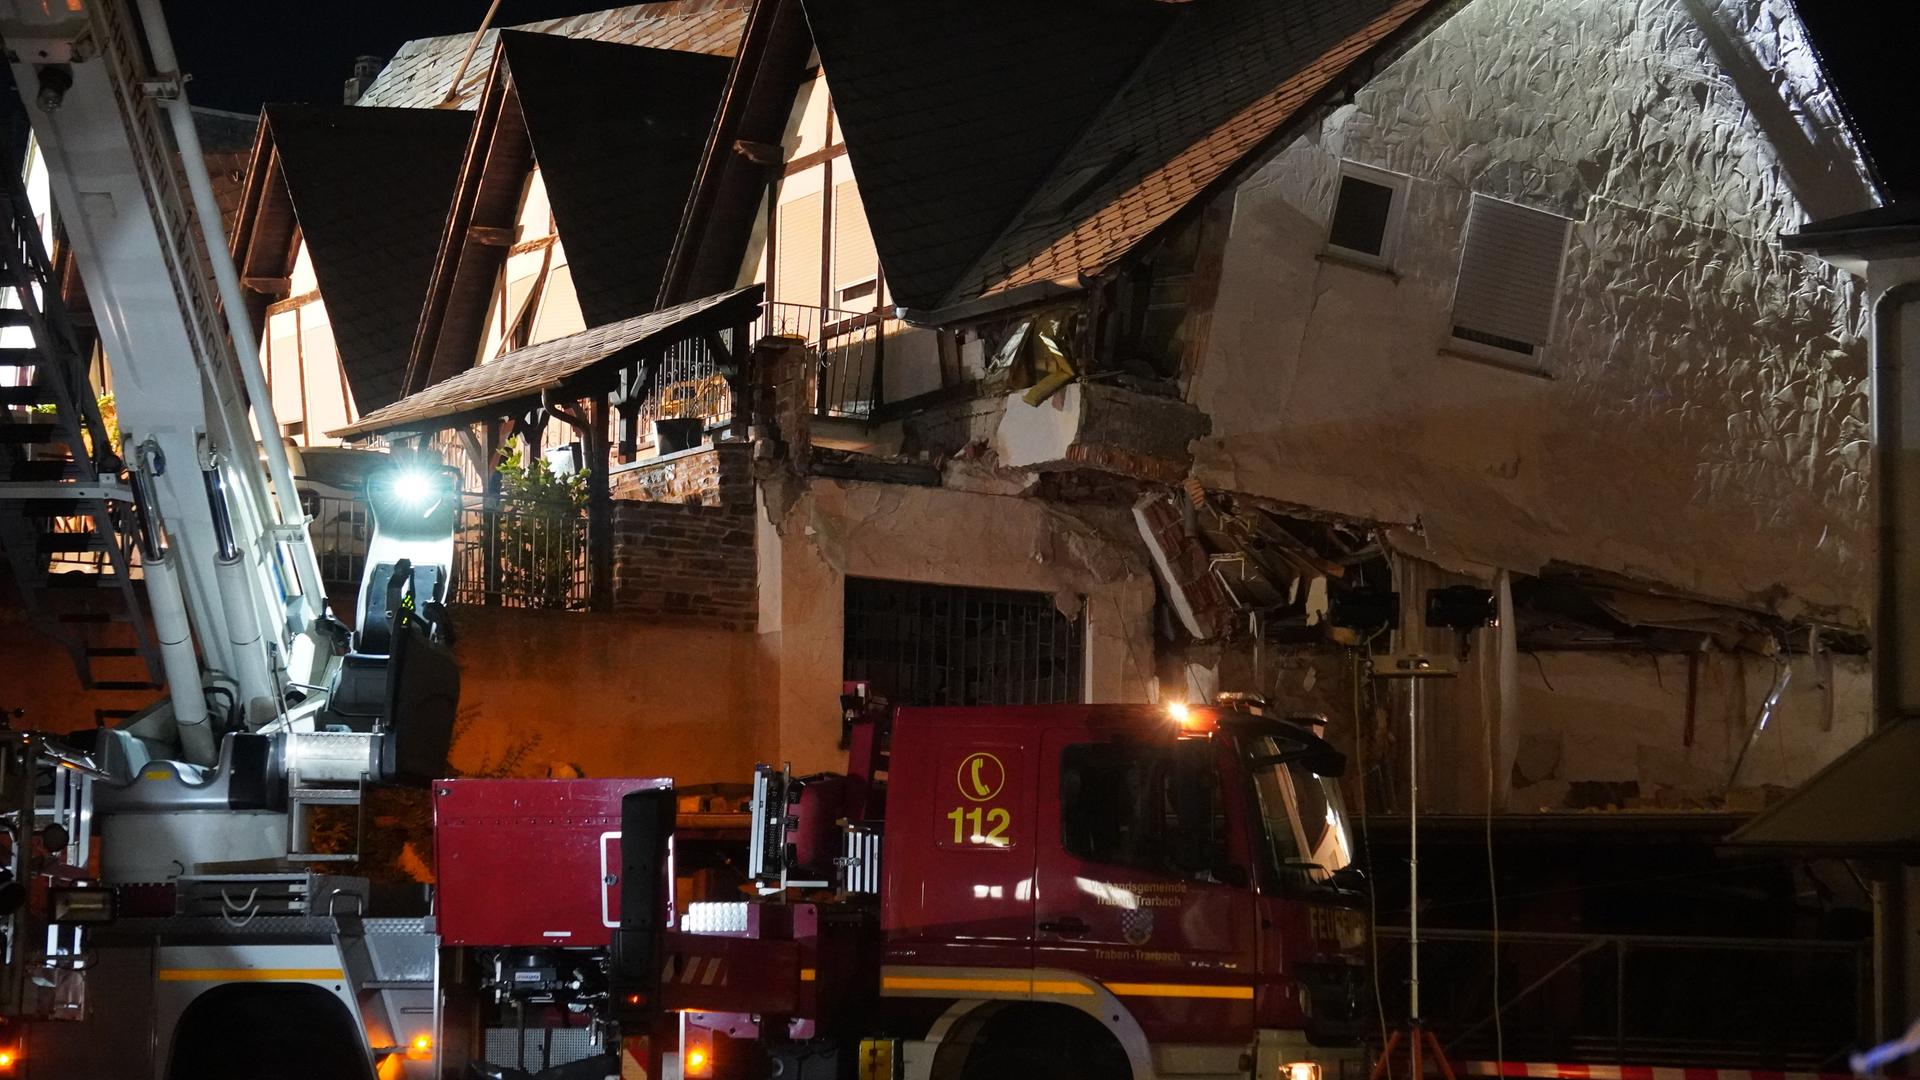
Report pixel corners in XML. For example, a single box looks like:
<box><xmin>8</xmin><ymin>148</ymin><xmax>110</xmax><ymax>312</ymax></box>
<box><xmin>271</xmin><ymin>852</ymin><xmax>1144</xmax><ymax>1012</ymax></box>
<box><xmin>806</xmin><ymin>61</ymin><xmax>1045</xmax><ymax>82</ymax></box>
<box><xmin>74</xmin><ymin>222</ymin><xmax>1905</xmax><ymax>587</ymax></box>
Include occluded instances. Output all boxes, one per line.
<box><xmin>0</xmin><ymin>0</ymin><xmax>462</xmax><ymax>1076</ymax></box>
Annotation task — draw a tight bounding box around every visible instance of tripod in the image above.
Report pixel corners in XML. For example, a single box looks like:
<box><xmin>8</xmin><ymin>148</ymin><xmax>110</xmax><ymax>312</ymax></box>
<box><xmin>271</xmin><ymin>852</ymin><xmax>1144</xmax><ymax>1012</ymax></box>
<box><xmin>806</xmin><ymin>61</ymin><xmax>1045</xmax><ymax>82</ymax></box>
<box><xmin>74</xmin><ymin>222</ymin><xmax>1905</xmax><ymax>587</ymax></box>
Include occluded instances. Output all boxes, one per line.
<box><xmin>1367</xmin><ymin>658</ymin><xmax>1459</xmax><ymax>1080</ymax></box>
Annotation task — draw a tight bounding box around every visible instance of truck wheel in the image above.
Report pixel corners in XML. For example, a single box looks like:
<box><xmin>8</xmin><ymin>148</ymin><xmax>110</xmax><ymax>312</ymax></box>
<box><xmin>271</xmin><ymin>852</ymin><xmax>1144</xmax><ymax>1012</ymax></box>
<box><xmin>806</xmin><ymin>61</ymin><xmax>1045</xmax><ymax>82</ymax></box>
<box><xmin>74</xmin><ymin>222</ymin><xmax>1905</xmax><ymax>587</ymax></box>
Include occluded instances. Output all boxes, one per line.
<box><xmin>957</xmin><ymin>1004</ymin><xmax>1130</xmax><ymax>1080</ymax></box>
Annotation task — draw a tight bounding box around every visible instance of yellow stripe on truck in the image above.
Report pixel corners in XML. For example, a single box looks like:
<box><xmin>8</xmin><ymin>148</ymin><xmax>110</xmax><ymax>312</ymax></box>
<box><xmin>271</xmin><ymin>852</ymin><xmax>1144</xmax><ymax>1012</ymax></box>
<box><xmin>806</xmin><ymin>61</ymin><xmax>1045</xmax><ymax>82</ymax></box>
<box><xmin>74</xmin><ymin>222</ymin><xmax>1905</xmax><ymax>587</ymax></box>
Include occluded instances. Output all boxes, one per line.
<box><xmin>157</xmin><ymin>968</ymin><xmax>345</xmax><ymax>982</ymax></box>
<box><xmin>881</xmin><ymin>973</ymin><xmax>1253</xmax><ymax>1000</ymax></box>
<box><xmin>1106</xmin><ymin>982</ymin><xmax>1255</xmax><ymax>1000</ymax></box>
<box><xmin>882</xmin><ymin>975</ymin><xmax>1095</xmax><ymax>996</ymax></box>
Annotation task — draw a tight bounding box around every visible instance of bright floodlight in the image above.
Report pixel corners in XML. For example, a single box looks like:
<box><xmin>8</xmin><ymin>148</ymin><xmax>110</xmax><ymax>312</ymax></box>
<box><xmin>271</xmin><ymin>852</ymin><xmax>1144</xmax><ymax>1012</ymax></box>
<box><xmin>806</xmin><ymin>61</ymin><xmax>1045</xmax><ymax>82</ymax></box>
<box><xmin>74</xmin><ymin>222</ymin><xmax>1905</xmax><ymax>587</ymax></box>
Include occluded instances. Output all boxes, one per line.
<box><xmin>392</xmin><ymin>468</ymin><xmax>435</xmax><ymax>505</ymax></box>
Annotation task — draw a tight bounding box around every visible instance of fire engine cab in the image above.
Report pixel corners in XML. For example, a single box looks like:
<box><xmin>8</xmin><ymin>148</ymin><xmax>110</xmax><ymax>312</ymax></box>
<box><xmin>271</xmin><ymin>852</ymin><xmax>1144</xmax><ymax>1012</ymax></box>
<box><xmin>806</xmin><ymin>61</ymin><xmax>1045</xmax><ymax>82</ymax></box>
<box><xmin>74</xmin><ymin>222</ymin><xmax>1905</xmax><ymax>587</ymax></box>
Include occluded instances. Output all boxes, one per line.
<box><xmin>437</xmin><ymin>702</ymin><xmax>1368</xmax><ymax>1080</ymax></box>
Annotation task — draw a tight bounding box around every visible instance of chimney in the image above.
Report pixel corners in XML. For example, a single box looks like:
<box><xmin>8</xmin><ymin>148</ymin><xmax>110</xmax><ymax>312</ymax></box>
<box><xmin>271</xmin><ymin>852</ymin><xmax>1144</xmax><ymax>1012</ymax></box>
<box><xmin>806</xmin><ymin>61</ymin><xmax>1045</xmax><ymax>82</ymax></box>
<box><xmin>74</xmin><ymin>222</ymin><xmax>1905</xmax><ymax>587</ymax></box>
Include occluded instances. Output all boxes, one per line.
<box><xmin>343</xmin><ymin>55</ymin><xmax>386</xmax><ymax>106</ymax></box>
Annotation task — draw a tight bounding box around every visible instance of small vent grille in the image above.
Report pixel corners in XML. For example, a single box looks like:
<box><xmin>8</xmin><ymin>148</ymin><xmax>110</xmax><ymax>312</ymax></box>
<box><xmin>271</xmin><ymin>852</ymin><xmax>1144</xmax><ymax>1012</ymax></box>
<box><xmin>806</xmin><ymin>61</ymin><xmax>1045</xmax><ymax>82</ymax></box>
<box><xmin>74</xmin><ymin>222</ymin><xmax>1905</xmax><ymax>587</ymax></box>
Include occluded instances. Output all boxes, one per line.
<box><xmin>1450</xmin><ymin>195</ymin><xmax>1572</xmax><ymax>359</ymax></box>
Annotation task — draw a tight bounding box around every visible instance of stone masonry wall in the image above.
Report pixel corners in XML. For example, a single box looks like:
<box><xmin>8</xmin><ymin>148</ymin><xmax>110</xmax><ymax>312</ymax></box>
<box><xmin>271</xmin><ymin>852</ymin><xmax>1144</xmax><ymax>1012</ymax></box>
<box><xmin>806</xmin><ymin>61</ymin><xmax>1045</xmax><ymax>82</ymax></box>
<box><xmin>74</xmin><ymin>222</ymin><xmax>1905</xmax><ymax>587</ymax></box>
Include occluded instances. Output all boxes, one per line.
<box><xmin>610</xmin><ymin>442</ymin><xmax>757</xmax><ymax>629</ymax></box>
<box><xmin>610</xmin><ymin>442</ymin><xmax>744</xmax><ymax>506</ymax></box>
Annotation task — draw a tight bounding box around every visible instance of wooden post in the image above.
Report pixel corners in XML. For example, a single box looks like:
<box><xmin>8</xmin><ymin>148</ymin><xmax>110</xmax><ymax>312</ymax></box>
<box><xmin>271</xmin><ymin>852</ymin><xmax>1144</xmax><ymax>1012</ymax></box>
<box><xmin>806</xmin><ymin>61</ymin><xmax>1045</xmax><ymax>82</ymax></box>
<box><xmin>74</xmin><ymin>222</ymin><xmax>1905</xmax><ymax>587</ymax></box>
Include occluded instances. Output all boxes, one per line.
<box><xmin>587</xmin><ymin>396</ymin><xmax>613</xmax><ymax>613</ymax></box>
<box><xmin>482</xmin><ymin>420</ymin><xmax>502</xmax><ymax>607</ymax></box>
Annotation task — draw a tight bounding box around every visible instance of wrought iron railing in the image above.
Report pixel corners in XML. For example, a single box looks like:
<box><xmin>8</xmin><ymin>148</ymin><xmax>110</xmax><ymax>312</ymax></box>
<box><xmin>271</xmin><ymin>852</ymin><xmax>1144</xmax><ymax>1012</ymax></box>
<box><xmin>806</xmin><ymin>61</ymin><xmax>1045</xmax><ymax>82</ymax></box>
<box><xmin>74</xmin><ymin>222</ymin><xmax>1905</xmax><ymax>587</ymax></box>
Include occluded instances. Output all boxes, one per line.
<box><xmin>451</xmin><ymin>503</ymin><xmax>589</xmax><ymax>611</ymax></box>
<box><xmin>631</xmin><ymin>330</ymin><xmax>742</xmax><ymax>443</ymax></box>
<box><xmin>305</xmin><ymin>493</ymin><xmax>368</xmax><ymax>587</ymax></box>
<box><xmin>764</xmin><ymin>302</ymin><xmax>879</xmax><ymax>420</ymax></box>
<box><xmin>305</xmin><ymin>494</ymin><xmax>588</xmax><ymax>610</ymax></box>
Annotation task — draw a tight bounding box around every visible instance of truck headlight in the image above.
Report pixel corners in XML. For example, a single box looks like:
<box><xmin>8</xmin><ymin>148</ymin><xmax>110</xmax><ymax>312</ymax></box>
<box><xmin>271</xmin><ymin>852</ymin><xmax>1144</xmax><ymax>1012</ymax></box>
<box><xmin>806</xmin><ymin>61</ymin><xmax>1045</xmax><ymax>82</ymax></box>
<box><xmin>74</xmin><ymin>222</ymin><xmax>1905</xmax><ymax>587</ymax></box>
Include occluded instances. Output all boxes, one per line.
<box><xmin>1282</xmin><ymin>1063</ymin><xmax>1322</xmax><ymax>1080</ymax></box>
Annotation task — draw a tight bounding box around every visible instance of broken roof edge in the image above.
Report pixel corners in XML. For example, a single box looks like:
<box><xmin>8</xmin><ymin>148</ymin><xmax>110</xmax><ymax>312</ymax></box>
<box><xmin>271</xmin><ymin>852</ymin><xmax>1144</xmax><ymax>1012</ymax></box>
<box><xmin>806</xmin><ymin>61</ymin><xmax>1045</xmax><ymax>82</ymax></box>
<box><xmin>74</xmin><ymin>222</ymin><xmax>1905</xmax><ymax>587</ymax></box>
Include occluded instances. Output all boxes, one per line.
<box><xmin>940</xmin><ymin>0</ymin><xmax>1468</xmax><ymax>311</ymax></box>
<box><xmin>332</xmin><ymin>284</ymin><xmax>763</xmax><ymax>440</ymax></box>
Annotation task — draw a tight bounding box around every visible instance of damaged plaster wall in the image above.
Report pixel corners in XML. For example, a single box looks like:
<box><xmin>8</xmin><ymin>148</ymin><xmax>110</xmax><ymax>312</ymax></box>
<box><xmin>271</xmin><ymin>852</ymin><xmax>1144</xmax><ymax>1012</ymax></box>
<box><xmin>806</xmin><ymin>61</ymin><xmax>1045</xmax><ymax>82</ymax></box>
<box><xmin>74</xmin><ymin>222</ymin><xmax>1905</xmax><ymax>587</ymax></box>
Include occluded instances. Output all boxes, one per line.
<box><xmin>1507</xmin><ymin>650</ymin><xmax>1870</xmax><ymax>810</ymax></box>
<box><xmin>758</xmin><ymin>476</ymin><xmax>1157</xmax><ymax>773</ymax></box>
<box><xmin>1189</xmin><ymin>0</ymin><xmax>1874</xmax><ymax>625</ymax></box>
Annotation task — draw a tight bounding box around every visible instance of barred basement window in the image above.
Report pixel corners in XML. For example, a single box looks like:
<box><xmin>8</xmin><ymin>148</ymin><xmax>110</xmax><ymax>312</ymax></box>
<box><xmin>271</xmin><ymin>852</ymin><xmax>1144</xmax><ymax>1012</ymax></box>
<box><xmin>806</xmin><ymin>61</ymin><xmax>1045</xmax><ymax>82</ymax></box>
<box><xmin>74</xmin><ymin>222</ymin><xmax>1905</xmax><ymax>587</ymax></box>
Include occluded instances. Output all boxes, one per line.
<box><xmin>843</xmin><ymin>578</ymin><xmax>1085</xmax><ymax>707</ymax></box>
<box><xmin>1324</xmin><ymin>162</ymin><xmax>1408</xmax><ymax>266</ymax></box>
<box><xmin>1448</xmin><ymin>194</ymin><xmax>1573</xmax><ymax>369</ymax></box>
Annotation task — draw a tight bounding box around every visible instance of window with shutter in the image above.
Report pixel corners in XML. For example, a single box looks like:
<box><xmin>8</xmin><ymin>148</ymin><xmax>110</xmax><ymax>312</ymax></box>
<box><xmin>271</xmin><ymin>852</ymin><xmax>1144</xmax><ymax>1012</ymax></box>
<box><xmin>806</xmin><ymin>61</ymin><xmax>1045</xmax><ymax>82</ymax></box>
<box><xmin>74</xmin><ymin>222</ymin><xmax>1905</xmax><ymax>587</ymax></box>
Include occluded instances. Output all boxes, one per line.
<box><xmin>832</xmin><ymin>180</ymin><xmax>879</xmax><ymax>307</ymax></box>
<box><xmin>1448</xmin><ymin>195</ymin><xmax>1573</xmax><ymax>367</ymax></box>
<box><xmin>774</xmin><ymin>190</ymin><xmax>824</xmax><ymax>308</ymax></box>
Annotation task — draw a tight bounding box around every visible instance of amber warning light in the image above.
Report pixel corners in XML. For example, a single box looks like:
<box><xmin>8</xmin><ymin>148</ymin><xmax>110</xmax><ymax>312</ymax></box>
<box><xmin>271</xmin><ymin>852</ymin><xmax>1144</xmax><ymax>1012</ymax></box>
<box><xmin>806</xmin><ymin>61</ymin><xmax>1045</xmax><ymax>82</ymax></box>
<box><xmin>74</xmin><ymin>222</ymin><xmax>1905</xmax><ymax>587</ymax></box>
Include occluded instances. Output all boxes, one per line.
<box><xmin>1167</xmin><ymin>701</ymin><xmax>1217</xmax><ymax>735</ymax></box>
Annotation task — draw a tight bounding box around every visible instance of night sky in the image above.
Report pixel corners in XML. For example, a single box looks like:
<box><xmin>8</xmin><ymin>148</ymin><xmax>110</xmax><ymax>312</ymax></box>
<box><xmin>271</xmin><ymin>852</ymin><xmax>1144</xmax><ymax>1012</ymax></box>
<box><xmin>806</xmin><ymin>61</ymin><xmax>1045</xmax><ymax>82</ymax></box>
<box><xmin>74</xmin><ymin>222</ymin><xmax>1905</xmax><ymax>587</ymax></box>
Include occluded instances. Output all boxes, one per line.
<box><xmin>157</xmin><ymin>1</ymin><xmax>1915</xmax><ymax>202</ymax></box>
<box><xmin>159</xmin><ymin>0</ymin><xmax>611</xmax><ymax>112</ymax></box>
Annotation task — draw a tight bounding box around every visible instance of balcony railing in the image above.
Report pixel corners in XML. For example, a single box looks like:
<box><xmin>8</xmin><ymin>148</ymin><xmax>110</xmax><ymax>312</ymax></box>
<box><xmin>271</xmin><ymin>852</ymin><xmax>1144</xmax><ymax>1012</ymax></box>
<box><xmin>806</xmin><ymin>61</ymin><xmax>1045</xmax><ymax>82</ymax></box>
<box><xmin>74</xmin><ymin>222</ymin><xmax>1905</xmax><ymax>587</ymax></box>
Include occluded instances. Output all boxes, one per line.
<box><xmin>309</xmin><ymin>494</ymin><xmax>588</xmax><ymax>611</ymax></box>
<box><xmin>764</xmin><ymin>302</ymin><xmax>880</xmax><ymax>420</ymax></box>
<box><xmin>306</xmin><ymin>493</ymin><xmax>369</xmax><ymax>587</ymax></box>
<box><xmin>452</xmin><ymin>503</ymin><xmax>589</xmax><ymax>611</ymax></box>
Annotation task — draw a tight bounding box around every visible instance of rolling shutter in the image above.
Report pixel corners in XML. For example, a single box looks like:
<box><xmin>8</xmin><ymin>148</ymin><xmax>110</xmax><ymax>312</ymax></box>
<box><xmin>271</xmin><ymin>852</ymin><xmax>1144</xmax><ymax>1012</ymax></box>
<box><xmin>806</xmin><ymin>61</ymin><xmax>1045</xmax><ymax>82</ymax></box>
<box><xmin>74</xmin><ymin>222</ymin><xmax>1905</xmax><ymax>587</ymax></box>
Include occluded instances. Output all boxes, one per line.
<box><xmin>773</xmin><ymin>190</ymin><xmax>823</xmax><ymax>308</ymax></box>
<box><xmin>1450</xmin><ymin>195</ymin><xmax>1572</xmax><ymax>356</ymax></box>
<box><xmin>832</xmin><ymin>181</ymin><xmax>878</xmax><ymax>294</ymax></box>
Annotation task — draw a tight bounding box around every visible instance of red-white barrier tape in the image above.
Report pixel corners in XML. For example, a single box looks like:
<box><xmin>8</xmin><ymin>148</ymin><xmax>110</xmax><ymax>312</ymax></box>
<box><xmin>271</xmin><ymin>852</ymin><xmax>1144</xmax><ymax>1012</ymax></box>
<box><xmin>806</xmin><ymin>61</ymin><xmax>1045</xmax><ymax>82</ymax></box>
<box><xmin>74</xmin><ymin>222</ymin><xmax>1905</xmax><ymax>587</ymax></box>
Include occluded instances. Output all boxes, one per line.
<box><xmin>1461</xmin><ymin>1062</ymin><xmax>1852</xmax><ymax>1080</ymax></box>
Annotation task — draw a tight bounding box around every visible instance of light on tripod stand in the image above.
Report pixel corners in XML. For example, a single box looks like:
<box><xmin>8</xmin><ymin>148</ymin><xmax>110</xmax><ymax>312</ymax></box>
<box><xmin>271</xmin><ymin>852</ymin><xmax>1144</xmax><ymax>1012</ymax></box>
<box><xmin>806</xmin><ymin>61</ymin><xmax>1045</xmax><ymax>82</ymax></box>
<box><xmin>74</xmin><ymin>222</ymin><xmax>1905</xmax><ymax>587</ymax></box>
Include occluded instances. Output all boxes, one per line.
<box><xmin>1423</xmin><ymin>584</ymin><xmax>1496</xmax><ymax>631</ymax></box>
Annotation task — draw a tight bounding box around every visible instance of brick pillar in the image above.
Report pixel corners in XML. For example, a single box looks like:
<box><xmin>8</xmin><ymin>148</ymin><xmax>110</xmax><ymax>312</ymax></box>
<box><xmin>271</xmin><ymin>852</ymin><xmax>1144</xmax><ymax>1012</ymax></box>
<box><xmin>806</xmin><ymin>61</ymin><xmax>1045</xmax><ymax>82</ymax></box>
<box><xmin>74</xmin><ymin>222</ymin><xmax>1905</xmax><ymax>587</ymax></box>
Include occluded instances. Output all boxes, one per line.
<box><xmin>760</xmin><ymin>335</ymin><xmax>812</xmax><ymax>472</ymax></box>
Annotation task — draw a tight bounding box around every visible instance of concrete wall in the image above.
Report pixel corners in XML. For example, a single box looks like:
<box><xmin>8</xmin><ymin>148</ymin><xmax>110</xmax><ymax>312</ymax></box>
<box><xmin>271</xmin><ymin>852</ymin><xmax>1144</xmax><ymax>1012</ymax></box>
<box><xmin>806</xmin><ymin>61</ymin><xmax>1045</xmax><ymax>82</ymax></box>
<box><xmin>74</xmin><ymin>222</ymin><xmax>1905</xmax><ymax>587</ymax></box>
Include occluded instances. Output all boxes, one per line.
<box><xmin>757</xmin><ymin>476</ymin><xmax>1159</xmax><ymax>774</ymax></box>
<box><xmin>1188</xmin><ymin>0</ymin><xmax>1875</xmax><ymax>625</ymax></box>
<box><xmin>448</xmin><ymin>607</ymin><xmax>768</xmax><ymax>786</ymax></box>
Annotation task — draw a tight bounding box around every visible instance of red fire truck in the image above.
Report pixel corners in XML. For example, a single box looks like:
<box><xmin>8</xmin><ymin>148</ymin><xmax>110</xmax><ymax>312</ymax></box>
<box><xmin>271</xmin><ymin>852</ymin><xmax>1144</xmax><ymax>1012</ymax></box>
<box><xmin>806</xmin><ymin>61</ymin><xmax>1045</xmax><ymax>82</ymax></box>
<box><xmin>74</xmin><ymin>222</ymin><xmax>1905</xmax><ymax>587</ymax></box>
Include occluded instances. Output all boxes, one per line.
<box><xmin>434</xmin><ymin>701</ymin><xmax>1369</xmax><ymax>1080</ymax></box>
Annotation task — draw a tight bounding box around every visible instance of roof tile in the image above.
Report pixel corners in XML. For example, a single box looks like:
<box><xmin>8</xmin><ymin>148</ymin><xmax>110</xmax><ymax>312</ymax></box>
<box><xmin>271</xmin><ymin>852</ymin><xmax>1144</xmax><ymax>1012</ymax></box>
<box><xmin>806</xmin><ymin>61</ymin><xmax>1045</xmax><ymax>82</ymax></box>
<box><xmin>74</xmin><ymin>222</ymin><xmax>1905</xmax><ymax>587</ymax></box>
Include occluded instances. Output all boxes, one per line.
<box><xmin>335</xmin><ymin>285</ymin><xmax>762</xmax><ymax>437</ymax></box>
<box><xmin>946</xmin><ymin>0</ymin><xmax>1444</xmax><ymax>306</ymax></box>
<box><xmin>357</xmin><ymin>0</ymin><xmax>749</xmax><ymax>110</ymax></box>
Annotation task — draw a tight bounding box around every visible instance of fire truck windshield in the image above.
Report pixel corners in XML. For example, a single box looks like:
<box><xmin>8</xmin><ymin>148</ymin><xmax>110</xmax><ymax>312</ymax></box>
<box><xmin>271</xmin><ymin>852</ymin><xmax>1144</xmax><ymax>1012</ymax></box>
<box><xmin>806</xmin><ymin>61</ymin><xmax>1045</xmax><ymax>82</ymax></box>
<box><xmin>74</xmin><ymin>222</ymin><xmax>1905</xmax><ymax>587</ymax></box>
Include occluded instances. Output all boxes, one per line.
<box><xmin>1239</xmin><ymin>735</ymin><xmax>1356</xmax><ymax>888</ymax></box>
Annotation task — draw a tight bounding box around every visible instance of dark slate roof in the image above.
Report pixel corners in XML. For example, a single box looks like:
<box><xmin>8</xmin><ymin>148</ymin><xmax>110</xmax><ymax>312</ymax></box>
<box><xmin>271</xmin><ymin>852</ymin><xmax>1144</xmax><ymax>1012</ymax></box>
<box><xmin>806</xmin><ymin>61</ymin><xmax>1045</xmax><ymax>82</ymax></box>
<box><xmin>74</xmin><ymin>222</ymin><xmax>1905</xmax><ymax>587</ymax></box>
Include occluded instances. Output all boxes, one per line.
<box><xmin>800</xmin><ymin>0</ymin><xmax>1173</xmax><ymax>311</ymax></box>
<box><xmin>946</xmin><ymin>0</ymin><xmax>1447</xmax><ymax>306</ymax></box>
<box><xmin>334</xmin><ymin>285</ymin><xmax>761</xmax><ymax>437</ymax></box>
<box><xmin>356</xmin><ymin>1</ymin><xmax>749</xmax><ymax>111</ymax></box>
<box><xmin>190</xmin><ymin>107</ymin><xmax>261</xmax><ymax>153</ymax></box>
<box><xmin>502</xmin><ymin>31</ymin><xmax>733</xmax><ymax>328</ymax></box>
<box><xmin>265</xmin><ymin>105</ymin><xmax>474</xmax><ymax>413</ymax></box>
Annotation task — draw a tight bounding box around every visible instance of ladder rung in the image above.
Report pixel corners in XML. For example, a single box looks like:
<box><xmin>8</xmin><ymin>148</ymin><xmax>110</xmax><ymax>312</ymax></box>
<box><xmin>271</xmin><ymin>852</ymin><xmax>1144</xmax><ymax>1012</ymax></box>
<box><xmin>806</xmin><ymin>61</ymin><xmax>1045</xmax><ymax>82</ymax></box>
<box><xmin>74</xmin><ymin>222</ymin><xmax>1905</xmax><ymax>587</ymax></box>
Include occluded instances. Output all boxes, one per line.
<box><xmin>21</xmin><ymin>497</ymin><xmax>103</xmax><ymax>516</ymax></box>
<box><xmin>8</xmin><ymin>460</ymin><xmax>76</xmax><ymax>481</ymax></box>
<box><xmin>0</xmin><ymin>310</ymin><xmax>33</xmax><ymax>328</ymax></box>
<box><xmin>0</xmin><ymin>421</ymin><xmax>62</xmax><ymax>444</ymax></box>
<box><xmin>86</xmin><ymin>646</ymin><xmax>141</xmax><ymax>657</ymax></box>
<box><xmin>89</xmin><ymin>680</ymin><xmax>160</xmax><ymax>691</ymax></box>
<box><xmin>37</xmin><ymin>532</ymin><xmax>102</xmax><ymax>553</ymax></box>
<box><xmin>44</xmin><ymin>574</ymin><xmax>120</xmax><ymax>589</ymax></box>
<box><xmin>0</xmin><ymin>344</ymin><xmax>39</xmax><ymax>364</ymax></box>
<box><xmin>55</xmin><ymin>611</ymin><xmax>130</xmax><ymax>624</ymax></box>
<box><xmin>0</xmin><ymin>384</ymin><xmax>51</xmax><ymax>405</ymax></box>
<box><xmin>94</xmin><ymin>708</ymin><xmax>139</xmax><ymax>724</ymax></box>
<box><xmin>290</xmin><ymin>788</ymin><xmax>363</xmax><ymax>804</ymax></box>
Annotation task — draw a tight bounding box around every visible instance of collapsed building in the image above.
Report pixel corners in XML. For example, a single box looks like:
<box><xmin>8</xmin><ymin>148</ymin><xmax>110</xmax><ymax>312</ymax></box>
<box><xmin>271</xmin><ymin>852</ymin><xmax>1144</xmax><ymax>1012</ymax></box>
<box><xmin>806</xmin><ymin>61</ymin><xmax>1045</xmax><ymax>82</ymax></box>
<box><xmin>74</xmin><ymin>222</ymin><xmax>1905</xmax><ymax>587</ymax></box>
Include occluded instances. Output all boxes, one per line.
<box><xmin>0</xmin><ymin>0</ymin><xmax>1898</xmax><ymax>1062</ymax></box>
<box><xmin>286</xmin><ymin>0</ymin><xmax>1876</xmax><ymax>816</ymax></box>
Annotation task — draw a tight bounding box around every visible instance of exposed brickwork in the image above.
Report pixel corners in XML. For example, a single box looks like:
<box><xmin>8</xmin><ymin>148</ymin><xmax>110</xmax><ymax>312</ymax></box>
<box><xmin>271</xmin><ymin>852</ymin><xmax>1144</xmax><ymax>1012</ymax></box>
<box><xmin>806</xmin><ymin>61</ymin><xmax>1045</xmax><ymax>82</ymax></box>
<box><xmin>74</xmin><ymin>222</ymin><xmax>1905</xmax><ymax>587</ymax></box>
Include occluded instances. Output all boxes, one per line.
<box><xmin>611</xmin><ymin>442</ymin><xmax>748</xmax><ymax>506</ymax></box>
<box><xmin>610</xmin><ymin>441</ymin><xmax>756</xmax><ymax>628</ymax></box>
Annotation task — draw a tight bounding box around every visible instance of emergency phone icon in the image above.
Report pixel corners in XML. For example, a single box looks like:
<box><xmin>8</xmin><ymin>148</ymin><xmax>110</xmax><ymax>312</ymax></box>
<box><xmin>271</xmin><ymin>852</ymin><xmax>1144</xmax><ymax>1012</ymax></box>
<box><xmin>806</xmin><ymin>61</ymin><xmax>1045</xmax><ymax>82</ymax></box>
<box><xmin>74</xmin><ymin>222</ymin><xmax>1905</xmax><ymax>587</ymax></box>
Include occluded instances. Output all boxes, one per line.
<box><xmin>957</xmin><ymin>752</ymin><xmax>1006</xmax><ymax>802</ymax></box>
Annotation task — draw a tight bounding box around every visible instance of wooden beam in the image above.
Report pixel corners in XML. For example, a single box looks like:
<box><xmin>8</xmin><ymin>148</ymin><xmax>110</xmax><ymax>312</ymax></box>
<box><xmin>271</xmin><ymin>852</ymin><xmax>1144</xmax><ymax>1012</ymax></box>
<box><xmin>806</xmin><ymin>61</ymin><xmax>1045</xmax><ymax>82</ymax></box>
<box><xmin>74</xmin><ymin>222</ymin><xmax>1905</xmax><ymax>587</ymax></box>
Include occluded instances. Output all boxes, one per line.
<box><xmin>242</xmin><ymin>275</ymin><xmax>293</xmax><ymax>294</ymax></box>
<box><xmin>467</xmin><ymin>224</ymin><xmax>517</xmax><ymax>247</ymax></box>
<box><xmin>732</xmin><ymin>139</ymin><xmax>782</xmax><ymax>166</ymax></box>
<box><xmin>586</xmin><ymin>397</ymin><xmax>612</xmax><ymax>614</ymax></box>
